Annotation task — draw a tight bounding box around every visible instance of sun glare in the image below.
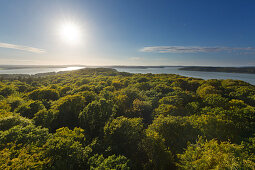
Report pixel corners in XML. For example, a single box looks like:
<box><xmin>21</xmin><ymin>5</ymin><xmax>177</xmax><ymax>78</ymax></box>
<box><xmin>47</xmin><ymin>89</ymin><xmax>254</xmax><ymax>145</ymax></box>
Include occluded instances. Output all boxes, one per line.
<box><xmin>59</xmin><ymin>22</ymin><xmax>81</xmax><ymax>45</ymax></box>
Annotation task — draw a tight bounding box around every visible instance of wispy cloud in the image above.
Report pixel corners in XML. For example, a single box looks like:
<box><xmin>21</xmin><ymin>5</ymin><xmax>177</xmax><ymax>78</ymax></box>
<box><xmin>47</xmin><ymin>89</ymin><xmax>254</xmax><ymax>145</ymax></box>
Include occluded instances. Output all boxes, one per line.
<box><xmin>140</xmin><ymin>46</ymin><xmax>255</xmax><ymax>53</ymax></box>
<box><xmin>0</xmin><ymin>42</ymin><xmax>46</xmax><ymax>53</ymax></box>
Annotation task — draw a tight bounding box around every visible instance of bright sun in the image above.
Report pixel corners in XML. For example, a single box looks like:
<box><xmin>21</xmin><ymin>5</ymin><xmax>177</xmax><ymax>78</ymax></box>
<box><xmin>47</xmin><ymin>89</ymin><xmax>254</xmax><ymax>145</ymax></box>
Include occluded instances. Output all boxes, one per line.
<box><xmin>59</xmin><ymin>22</ymin><xmax>81</xmax><ymax>45</ymax></box>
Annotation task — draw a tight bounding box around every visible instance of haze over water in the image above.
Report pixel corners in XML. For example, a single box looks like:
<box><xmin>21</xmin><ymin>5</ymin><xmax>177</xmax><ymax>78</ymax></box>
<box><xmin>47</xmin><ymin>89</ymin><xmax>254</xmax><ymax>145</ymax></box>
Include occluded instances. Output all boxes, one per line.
<box><xmin>0</xmin><ymin>66</ymin><xmax>254</xmax><ymax>85</ymax></box>
<box><xmin>115</xmin><ymin>67</ymin><xmax>255</xmax><ymax>85</ymax></box>
<box><xmin>0</xmin><ymin>67</ymin><xmax>84</xmax><ymax>75</ymax></box>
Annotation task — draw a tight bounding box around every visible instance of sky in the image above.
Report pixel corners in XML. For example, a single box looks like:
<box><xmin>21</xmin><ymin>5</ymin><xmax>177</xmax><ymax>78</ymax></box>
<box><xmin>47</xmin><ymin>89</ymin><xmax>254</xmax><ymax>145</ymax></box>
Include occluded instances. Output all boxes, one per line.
<box><xmin>0</xmin><ymin>0</ymin><xmax>255</xmax><ymax>66</ymax></box>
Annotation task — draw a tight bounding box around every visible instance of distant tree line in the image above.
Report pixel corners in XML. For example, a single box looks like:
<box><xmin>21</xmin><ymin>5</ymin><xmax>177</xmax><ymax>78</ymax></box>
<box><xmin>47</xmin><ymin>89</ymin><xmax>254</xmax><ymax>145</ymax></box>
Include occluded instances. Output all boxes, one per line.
<box><xmin>180</xmin><ymin>66</ymin><xmax>255</xmax><ymax>74</ymax></box>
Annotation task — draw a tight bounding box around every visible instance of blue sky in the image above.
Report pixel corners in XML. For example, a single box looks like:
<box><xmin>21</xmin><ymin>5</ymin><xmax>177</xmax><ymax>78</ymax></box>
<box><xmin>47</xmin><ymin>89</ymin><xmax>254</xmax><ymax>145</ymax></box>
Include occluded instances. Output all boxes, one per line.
<box><xmin>0</xmin><ymin>0</ymin><xmax>255</xmax><ymax>66</ymax></box>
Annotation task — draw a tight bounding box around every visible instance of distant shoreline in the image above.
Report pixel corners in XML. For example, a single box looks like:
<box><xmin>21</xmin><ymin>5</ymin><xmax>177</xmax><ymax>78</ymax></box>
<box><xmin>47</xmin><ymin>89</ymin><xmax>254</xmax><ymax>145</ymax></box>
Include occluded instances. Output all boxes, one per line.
<box><xmin>0</xmin><ymin>65</ymin><xmax>175</xmax><ymax>70</ymax></box>
<box><xmin>179</xmin><ymin>66</ymin><xmax>255</xmax><ymax>74</ymax></box>
<box><xmin>0</xmin><ymin>65</ymin><xmax>255</xmax><ymax>74</ymax></box>
<box><xmin>0</xmin><ymin>65</ymin><xmax>68</xmax><ymax>70</ymax></box>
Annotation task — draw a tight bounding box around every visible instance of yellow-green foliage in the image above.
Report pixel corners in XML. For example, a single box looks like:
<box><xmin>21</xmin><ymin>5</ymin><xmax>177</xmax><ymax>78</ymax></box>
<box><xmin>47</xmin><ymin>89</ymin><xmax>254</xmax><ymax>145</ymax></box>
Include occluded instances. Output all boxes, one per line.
<box><xmin>0</xmin><ymin>68</ymin><xmax>254</xmax><ymax>169</ymax></box>
<box><xmin>178</xmin><ymin>137</ymin><xmax>255</xmax><ymax>169</ymax></box>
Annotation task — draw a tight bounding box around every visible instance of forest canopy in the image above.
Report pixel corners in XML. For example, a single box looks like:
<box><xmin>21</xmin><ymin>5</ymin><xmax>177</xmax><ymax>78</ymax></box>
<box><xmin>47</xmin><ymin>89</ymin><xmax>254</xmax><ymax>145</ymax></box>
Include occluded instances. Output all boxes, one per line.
<box><xmin>0</xmin><ymin>68</ymin><xmax>254</xmax><ymax>169</ymax></box>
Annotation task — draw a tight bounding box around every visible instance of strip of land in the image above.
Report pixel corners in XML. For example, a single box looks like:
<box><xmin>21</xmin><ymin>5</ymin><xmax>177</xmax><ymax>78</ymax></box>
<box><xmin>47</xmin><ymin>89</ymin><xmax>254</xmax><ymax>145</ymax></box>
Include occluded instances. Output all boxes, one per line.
<box><xmin>179</xmin><ymin>66</ymin><xmax>255</xmax><ymax>74</ymax></box>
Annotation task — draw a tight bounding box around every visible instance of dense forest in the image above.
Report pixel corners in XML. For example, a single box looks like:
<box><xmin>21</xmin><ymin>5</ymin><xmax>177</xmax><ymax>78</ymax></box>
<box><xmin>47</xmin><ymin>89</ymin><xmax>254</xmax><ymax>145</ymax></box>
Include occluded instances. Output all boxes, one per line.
<box><xmin>180</xmin><ymin>66</ymin><xmax>255</xmax><ymax>74</ymax></box>
<box><xmin>0</xmin><ymin>68</ymin><xmax>254</xmax><ymax>169</ymax></box>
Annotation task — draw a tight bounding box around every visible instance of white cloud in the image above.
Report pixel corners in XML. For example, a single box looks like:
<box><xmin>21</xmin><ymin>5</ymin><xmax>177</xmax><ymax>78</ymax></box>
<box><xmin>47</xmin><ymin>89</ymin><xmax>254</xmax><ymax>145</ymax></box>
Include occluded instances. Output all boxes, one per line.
<box><xmin>140</xmin><ymin>46</ymin><xmax>255</xmax><ymax>53</ymax></box>
<box><xmin>0</xmin><ymin>42</ymin><xmax>46</xmax><ymax>54</ymax></box>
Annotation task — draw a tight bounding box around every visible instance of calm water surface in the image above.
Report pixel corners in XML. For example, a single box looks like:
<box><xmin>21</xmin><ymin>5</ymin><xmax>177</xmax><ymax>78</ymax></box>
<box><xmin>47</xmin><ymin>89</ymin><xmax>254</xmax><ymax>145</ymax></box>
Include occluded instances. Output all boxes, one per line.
<box><xmin>0</xmin><ymin>67</ymin><xmax>84</xmax><ymax>75</ymax></box>
<box><xmin>0</xmin><ymin>66</ymin><xmax>254</xmax><ymax>85</ymax></box>
<box><xmin>115</xmin><ymin>67</ymin><xmax>255</xmax><ymax>85</ymax></box>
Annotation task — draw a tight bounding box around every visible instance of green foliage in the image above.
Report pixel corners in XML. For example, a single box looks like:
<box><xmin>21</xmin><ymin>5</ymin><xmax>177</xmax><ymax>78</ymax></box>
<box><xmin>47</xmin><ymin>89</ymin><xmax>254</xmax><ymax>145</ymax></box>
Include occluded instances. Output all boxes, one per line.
<box><xmin>0</xmin><ymin>68</ymin><xmax>254</xmax><ymax>169</ymax></box>
<box><xmin>112</xmin><ymin>80</ymin><xmax>124</xmax><ymax>90</ymax></box>
<box><xmin>79</xmin><ymin>99</ymin><xmax>113</xmax><ymax>138</ymax></box>
<box><xmin>15</xmin><ymin>100</ymin><xmax>45</xmax><ymax>119</ymax></box>
<box><xmin>147</xmin><ymin>115</ymin><xmax>200</xmax><ymax>154</ymax></box>
<box><xmin>43</xmin><ymin>127</ymin><xmax>91</xmax><ymax>169</ymax></box>
<box><xmin>0</xmin><ymin>125</ymin><xmax>50</xmax><ymax>148</ymax></box>
<box><xmin>197</xmin><ymin>84</ymin><xmax>220</xmax><ymax>98</ymax></box>
<box><xmin>51</xmin><ymin>94</ymin><xmax>85</xmax><ymax>130</ymax></box>
<box><xmin>178</xmin><ymin>137</ymin><xmax>255</xmax><ymax>169</ymax></box>
<box><xmin>81</xmin><ymin>90</ymin><xmax>97</xmax><ymax>105</ymax></box>
<box><xmin>189</xmin><ymin>114</ymin><xmax>240</xmax><ymax>142</ymax></box>
<box><xmin>132</xmin><ymin>99</ymin><xmax>152</xmax><ymax>123</ymax></box>
<box><xmin>29</xmin><ymin>88</ymin><xmax>60</xmax><ymax>101</ymax></box>
<box><xmin>0</xmin><ymin>114</ymin><xmax>32</xmax><ymax>131</ymax></box>
<box><xmin>104</xmin><ymin>116</ymin><xmax>145</xmax><ymax>167</ymax></box>
<box><xmin>33</xmin><ymin>109</ymin><xmax>54</xmax><ymax>129</ymax></box>
<box><xmin>154</xmin><ymin>84</ymin><xmax>173</xmax><ymax>94</ymax></box>
<box><xmin>154</xmin><ymin>104</ymin><xmax>180</xmax><ymax>117</ymax></box>
<box><xmin>75</xmin><ymin>78</ymin><xmax>90</xmax><ymax>86</ymax></box>
<box><xmin>242</xmin><ymin>135</ymin><xmax>255</xmax><ymax>163</ymax></box>
<box><xmin>60</xmin><ymin>86</ymin><xmax>72</xmax><ymax>96</ymax></box>
<box><xmin>0</xmin><ymin>100</ymin><xmax>11</xmax><ymax>112</ymax></box>
<box><xmin>204</xmin><ymin>94</ymin><xmax>228</xmax><ymax>107</ymax></box>
<box><xmin>6</xmin><ymin>96</ymin><xmax>24</xmax><ymax>112</ymax></box>
<box><xmin>88</xmin><ymin>154</ymin><xmax>131</xmax><ymax>170</ymax></box>
<box><xmin>0</xmin><ymin>145</ymin><xmax>47</xmax><ymax>169</ymax></box>
<box><xmin>0</xmin><ymin>86</ymin><xmax>16</xmax><ymax>97</ymax></box>
<box><xmin>143</xmin><ymin>130</ymin><xmax>175</xmax><ymax>169</ymax></box>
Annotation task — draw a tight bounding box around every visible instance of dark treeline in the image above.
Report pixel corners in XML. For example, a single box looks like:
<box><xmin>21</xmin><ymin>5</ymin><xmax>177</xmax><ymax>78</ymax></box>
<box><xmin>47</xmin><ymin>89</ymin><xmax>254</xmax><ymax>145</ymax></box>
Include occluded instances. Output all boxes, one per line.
<box><xmin>0</xmin><ymin>68</ymin><xmax>254</xmax><ymax>169</ymax></box>
<box><xmin>180</xmin><ymin>66</ymin><xmax>255</xmax><ymax>74</ymax></box>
